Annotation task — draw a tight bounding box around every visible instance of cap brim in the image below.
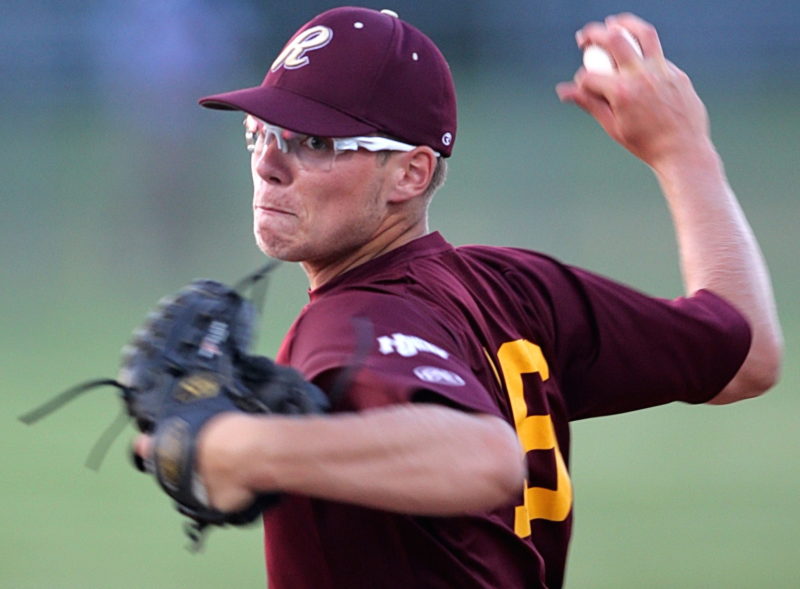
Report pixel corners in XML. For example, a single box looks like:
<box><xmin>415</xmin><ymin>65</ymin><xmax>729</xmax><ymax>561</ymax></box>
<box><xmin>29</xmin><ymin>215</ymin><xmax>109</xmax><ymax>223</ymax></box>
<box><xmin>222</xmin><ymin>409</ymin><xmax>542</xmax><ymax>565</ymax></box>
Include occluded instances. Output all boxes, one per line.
<box><xmin>199</xmin><ymin>85</ymin><xmax>379</xmax><ymax>138</ymax></box>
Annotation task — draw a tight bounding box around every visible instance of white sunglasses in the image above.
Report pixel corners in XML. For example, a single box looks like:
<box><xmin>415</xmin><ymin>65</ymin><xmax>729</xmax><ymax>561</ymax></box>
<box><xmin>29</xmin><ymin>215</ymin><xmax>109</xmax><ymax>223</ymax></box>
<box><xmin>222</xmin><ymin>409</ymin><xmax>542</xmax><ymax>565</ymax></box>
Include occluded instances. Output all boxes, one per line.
<box><xmin>244</xmin><ymin>115</ymin><xmax>439</xmax><ymax>170</ymax></box>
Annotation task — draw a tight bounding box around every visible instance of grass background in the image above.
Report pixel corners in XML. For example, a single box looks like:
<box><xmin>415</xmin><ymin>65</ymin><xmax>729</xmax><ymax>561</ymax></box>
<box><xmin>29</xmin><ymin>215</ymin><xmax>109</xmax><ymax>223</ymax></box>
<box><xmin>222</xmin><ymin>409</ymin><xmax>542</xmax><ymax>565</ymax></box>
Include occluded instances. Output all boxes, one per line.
<box><xmin>2</xmin><ymin>68</ymin><xmax>798</xmax><ymax>587</ymax></box>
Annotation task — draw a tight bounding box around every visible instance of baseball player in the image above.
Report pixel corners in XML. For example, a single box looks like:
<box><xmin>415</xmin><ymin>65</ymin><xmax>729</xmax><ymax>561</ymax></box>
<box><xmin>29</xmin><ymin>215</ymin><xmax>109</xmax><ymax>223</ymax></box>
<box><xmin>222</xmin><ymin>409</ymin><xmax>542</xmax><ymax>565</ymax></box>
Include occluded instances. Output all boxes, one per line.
<box><xmin>135</xmin><ymin>7</ymin><xmax>782</xmax><ymax>588</ymax></box>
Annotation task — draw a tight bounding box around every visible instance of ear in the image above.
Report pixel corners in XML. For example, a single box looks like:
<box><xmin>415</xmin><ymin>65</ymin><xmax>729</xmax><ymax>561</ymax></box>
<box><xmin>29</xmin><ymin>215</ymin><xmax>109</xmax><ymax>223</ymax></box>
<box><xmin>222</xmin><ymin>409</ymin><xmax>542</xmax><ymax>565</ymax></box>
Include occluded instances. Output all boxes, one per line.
<box><xmin>386</xmin><ymin>147</ymin><xmax>437</xmax><ymax>203</ymax></box>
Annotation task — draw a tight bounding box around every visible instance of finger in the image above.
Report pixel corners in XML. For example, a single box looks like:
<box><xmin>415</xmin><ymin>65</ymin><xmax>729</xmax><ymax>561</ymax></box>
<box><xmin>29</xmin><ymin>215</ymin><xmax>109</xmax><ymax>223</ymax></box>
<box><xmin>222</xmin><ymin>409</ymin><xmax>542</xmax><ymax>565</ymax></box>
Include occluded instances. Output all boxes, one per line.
<box><xmin>576</xmin><ymin>21</ymin><xmax>609</xmax><ymax>50</ymax></box>
<box><xmin>574</xmin><ymin>68</ymin><xmax>620</xmax><ymax>103</ymax></box>
<box><xmin>570</xmin><ymin>89</ymin><xmax>615</xmax><ymax>134</ymax></box>
<box><xmin>605</xmin><ymin>25</ymin><xmax>644</xmax><ymax>68</ymax></box>
<box><xmin>130</xmin><ymin>446</ymin><xmax>147</xmax><ymax>472</ymax></box>
<box><xmin>558</xmin><ymin>80</ymin><xmax>616</xmax><ymax>133</ymax></box>
<box><xmin>131</xmin><ymin>434</ymin><xmax>154</xmax><ymax>472</ymax></box>
<box><xmin>134</xmin><ymin>433</ymin><xmax>153</xmax><ymax>456</ymax></box>
<box><xmin>555</xmin><ymin>81</ymin><xmax>578</xmax><ymax>103</ymax></box>
<box><xmin>607</xmin><ymin>13</ymin><xmax>664</xmax><ymax>61</ymax></box>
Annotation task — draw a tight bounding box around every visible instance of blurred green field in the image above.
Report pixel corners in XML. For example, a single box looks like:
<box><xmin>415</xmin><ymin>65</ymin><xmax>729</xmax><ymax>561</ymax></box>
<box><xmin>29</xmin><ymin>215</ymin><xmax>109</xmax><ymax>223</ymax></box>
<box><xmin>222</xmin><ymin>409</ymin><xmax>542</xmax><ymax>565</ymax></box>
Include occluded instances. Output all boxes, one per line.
<box><xmin>2</xmin><ymin>73</ymin><xmax>798</xmax><ymax>588</ymax></box>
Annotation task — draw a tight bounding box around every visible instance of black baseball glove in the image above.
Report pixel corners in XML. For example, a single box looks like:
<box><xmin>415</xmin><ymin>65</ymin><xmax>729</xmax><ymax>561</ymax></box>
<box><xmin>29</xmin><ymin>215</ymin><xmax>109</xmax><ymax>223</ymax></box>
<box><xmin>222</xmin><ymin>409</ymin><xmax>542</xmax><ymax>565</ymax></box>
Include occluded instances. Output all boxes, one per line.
<box><xmin>20</xmin><ymin>264</ymin><xmax>329</xmax><ymax>548</ymax></box>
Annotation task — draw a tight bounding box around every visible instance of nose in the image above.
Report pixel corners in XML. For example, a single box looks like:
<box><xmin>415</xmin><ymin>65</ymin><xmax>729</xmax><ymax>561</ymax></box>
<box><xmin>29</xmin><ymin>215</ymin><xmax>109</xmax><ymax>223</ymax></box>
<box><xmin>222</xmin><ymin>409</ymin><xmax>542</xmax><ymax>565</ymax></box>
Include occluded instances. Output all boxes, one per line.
<box><xmin>253</xmin><ymin>140</ymin><xmax>292</xmax><ymax>185</ymax></box>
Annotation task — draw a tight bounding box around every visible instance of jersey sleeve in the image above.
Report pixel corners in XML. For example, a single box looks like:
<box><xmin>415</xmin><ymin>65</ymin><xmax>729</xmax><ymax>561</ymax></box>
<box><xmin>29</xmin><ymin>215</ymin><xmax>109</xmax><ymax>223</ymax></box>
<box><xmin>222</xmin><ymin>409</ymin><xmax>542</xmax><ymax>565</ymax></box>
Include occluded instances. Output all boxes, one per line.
<box><xmin>282</xmin><ymin>290</ymin><xmax>504</xmax><ymax>417</ymax></box>
<box><xmin>546</xmin><ymin>265</ymin><xmax>752</xmax><ymax>420</ymax></box>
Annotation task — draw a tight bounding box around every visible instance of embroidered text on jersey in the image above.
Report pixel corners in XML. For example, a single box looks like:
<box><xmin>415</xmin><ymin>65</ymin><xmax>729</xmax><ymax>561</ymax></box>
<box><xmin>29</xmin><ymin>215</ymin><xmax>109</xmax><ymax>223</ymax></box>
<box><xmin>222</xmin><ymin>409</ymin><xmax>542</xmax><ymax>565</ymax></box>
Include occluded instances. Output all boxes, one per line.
<box><xmin>377</xmin><ymin>333</ymin><xmax>449</xmax><ymax>359</ymax></box>
<box><xmin>271</xmin><ymin>25</ymin><xmax>333</xmax><ymax>71</ymax></box>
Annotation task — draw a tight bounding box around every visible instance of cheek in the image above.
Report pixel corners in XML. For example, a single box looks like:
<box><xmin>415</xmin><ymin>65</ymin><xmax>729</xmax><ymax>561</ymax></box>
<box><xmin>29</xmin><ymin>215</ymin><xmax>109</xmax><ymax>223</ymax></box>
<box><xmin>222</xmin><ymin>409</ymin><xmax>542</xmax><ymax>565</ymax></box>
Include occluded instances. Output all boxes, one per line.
<box><xmin>327</xmin><ymin>182</ymin><xmax>385</xmax><ymax>239</ymax></box>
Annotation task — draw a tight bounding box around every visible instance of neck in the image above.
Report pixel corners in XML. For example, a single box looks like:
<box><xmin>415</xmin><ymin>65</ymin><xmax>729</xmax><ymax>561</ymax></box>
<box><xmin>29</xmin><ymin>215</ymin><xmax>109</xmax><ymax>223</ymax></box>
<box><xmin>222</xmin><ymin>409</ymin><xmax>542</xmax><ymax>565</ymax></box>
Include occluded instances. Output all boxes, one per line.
<box><xmin>303</xmin><ymin>218</ymin><xmax>428</xmax><ymax>290</ymax></box>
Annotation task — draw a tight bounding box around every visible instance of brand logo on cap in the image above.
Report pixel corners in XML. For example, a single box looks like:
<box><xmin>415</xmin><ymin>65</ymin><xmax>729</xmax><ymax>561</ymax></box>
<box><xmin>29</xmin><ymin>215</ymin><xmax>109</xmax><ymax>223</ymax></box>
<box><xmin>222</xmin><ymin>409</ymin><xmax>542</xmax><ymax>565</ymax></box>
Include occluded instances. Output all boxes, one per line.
<box><xmin>271</xmin><ymin>25</ymin><xmax>333</xmax><ymax>72</ymax></box>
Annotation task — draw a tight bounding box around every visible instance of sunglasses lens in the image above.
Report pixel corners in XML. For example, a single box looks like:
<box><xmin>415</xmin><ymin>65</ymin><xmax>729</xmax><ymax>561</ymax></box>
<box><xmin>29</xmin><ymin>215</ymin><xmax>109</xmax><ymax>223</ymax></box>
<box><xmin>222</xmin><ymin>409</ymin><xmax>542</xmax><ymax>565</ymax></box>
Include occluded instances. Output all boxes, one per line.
<box><xmin>244</xmin><ymin>117</ymin><xmax>338</xmax><ymax>171</ymax></box>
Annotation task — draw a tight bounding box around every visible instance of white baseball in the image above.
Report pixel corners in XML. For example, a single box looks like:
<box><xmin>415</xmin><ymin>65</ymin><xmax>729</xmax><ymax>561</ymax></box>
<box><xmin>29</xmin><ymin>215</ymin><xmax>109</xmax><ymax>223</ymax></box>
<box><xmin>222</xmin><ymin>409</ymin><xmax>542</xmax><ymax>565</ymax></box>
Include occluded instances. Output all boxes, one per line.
<box><xmin>582</xmin><ymin>28</ymin><xmax>643</xmax><ymax>74</ymax></box>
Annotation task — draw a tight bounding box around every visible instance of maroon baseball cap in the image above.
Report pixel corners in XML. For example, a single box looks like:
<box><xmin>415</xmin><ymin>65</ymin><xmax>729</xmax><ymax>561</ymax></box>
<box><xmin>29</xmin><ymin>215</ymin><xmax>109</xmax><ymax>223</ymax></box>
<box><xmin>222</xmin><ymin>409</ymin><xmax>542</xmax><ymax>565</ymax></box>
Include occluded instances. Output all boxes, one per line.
<box><xmin>199</xmin><ymin>7</ymin><xmax>457</xmax><ymax>157</ymax></box>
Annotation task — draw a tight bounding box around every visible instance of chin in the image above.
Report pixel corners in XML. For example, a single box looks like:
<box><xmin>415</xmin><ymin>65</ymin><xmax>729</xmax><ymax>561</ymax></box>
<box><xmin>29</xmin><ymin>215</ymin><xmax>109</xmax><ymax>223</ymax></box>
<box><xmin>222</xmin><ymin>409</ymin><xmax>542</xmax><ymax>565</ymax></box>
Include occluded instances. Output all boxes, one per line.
<box><xmin>255</xmin><ymin>236</ymin><xmax>302</xmax><ymax>263</ymax></box>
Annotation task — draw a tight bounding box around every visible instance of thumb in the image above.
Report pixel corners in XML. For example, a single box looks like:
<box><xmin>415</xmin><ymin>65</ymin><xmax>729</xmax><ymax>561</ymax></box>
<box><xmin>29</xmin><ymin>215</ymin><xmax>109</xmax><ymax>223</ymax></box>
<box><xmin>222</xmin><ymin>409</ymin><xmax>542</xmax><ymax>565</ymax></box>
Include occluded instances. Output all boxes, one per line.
<box><xmin>561</xmin><ymin>85</ymin><xmax>616</xmax><ymax>136</ymax></box>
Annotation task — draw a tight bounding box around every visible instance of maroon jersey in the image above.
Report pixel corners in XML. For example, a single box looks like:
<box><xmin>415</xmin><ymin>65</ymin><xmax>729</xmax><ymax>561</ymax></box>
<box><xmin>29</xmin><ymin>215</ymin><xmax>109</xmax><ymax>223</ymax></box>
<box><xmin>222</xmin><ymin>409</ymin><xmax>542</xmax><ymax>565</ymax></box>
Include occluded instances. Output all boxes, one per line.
<box><xmin>266</xmin><ymin>232</ymin><xmax>750</xmax><ymax>589</ymax></box>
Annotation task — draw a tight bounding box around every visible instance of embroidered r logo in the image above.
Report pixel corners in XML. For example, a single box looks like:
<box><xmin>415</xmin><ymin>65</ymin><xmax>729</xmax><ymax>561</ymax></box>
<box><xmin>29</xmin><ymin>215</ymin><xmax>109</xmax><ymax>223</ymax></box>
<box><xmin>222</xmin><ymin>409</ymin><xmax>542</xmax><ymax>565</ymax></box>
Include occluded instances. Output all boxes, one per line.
<box><xmin>271</xmin><ymin>25</ymin><xmax>333</xmax><ymax>71</ymax></box>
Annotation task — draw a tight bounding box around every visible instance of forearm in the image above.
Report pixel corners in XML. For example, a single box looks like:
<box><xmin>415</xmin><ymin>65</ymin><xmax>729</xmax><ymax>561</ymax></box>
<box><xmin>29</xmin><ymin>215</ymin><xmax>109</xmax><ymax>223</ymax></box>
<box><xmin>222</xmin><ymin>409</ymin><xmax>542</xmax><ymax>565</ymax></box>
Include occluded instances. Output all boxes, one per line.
<box><xmin>653</xmin><ymin>146</ymin><xmax>783</xmax><ymax>401</ymax></box>
<box><xmin>198</xmin><ymin>404</ymin><xmax>525</xmax><ymax>514</ymax></box>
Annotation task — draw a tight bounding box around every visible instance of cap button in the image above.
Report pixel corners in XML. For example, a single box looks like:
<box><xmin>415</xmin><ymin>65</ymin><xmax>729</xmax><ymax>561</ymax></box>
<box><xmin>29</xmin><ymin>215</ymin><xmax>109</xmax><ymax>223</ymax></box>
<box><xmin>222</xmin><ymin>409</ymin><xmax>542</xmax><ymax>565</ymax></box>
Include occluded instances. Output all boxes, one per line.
<box><xmin>380</xmin><ymin>9</ymin><xmax>399</xmax><ymax>18</ymax></box>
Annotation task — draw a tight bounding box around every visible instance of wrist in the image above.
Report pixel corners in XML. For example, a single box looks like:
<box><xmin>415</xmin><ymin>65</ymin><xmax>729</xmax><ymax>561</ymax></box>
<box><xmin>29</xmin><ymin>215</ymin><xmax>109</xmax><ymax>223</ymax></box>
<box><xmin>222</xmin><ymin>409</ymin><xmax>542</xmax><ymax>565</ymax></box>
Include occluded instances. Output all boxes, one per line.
<box><xmin>651</xmin><ymin>137</ymin><xmax>723</xmax><ymax>181</ymax></box>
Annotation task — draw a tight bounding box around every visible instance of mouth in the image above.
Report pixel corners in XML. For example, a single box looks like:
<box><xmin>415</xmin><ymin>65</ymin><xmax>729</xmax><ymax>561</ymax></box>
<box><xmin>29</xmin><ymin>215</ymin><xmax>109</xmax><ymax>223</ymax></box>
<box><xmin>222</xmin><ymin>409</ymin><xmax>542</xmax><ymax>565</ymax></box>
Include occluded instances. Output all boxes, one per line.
<box><xmin>255</xmin><ymin>204</ymin><xmax>295</xmax><ymax>217</ymax></box>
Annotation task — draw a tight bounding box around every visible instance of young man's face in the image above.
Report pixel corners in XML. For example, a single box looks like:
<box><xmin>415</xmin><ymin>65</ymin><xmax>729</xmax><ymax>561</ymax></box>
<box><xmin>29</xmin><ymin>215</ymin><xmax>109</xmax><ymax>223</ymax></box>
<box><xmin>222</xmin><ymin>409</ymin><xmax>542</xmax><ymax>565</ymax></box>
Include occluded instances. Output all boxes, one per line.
<box><xmin>249</xmin><ymin>124</ymin><xmax>395</xmax><ymax>274</ymax></box>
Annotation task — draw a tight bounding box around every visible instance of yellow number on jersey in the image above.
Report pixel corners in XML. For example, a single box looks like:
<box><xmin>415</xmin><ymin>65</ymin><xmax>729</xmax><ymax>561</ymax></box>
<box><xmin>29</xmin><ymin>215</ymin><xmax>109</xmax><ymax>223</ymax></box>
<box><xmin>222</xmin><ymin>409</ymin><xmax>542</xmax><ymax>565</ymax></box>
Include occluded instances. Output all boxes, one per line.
<box><xmin>496</xmin><ymin>339</ymin><xmax>573</xmax><ymax>537</ymax></box>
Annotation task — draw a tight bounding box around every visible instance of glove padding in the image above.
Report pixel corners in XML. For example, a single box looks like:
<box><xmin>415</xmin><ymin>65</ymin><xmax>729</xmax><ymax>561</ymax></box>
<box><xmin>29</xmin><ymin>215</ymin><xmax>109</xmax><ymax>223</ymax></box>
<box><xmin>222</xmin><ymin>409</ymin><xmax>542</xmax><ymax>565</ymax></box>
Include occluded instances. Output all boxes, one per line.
<box><xmin>119</xmin><ymin>279</ymin><xmax>329</xmax><ymax>537</ymax></box>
